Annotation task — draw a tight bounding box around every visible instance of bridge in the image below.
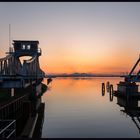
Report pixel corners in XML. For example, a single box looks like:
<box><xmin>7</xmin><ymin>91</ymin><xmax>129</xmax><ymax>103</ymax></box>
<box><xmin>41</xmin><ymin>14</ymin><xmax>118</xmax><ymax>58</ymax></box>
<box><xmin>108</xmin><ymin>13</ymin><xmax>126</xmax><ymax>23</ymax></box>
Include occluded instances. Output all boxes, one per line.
<box><xmin>0</xmin><ymin>40</ymin><xmax>45</xmax><ymax>88</ymax></box>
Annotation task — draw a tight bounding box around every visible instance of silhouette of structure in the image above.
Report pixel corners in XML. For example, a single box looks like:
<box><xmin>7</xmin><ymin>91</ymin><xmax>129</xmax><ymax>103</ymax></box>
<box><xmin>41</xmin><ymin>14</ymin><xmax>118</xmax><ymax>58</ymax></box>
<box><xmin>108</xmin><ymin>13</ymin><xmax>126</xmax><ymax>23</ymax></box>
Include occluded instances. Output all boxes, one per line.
<box><xmin>0</xmin><ymin>40</ymin><xmax>46</xmax><ymax>138</ymax></box>
<box><xmin>0</xmin><ymin>40</ymin><xmax>45</xmax><ymax>88</ymax></box>
<box><xmin>114</xmin><ymin>55</ymin><xmax>140</xmax><ymax>97</ymax></box>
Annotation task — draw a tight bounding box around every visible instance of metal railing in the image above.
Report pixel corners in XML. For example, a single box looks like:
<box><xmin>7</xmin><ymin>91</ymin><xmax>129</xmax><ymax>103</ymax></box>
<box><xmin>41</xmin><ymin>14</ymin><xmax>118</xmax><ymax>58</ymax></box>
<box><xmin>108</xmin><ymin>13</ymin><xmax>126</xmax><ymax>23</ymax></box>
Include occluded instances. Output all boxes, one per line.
<box><xmin>0</xmin><ymin>94</ymin><xmax>27</xmax><ymax>119</ymax></box>
<box><xmin>0</xmin><ymin>119</ymin><xmax>16</xmax><ymax>138</ymax></box>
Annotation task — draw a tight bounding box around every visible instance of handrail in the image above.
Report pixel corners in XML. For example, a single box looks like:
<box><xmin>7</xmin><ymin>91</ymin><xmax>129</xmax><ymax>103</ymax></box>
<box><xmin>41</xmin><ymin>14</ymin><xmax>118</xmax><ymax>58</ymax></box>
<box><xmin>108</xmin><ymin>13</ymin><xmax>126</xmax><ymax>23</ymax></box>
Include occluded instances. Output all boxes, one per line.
<box><xmin>0</xmin><ymin>120</ymin><xmax>16</xmax><ymax>135</ymax></box>
<box><xmin>6</xmin><ymin>129</ymin><xmax>16</xmax><ymax>138</ymax></box>
<box><xmin>0</xmin><ymin>94</ymin><xmax>27</xmax><ymax>110</ymax></box>
<box><xmin>0</xmin><ymin>55</ymin><xmax>12</xmax><ymax>62</ymax></box>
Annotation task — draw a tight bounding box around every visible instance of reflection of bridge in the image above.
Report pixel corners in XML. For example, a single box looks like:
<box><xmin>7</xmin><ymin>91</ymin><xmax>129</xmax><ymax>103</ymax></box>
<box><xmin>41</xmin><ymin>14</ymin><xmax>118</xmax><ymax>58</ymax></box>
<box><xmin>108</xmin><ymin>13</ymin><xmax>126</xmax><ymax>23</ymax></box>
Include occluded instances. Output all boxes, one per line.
<box><xmin>0</xmin><ymin>40</ymin><xmax>45</xmax><ymax>88</ymax></box>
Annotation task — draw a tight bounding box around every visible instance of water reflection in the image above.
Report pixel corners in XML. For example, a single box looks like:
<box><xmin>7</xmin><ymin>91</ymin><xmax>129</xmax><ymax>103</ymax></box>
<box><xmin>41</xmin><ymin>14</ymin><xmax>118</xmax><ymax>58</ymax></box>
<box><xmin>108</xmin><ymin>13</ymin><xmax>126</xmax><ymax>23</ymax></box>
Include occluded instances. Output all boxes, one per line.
<box><xmin>102</xmin><ymin>81</ymin><xmax>140</xmax><ymax>135</ymax></box>
<box><xmin>42</xmin><ymin>77</ymin><xmax>140</xmax><ymax>138</ymax></box>
<box><xmin>116</xmin><ymin>96</ymin><xmax>140</xmax><ymax>133</ymax></box>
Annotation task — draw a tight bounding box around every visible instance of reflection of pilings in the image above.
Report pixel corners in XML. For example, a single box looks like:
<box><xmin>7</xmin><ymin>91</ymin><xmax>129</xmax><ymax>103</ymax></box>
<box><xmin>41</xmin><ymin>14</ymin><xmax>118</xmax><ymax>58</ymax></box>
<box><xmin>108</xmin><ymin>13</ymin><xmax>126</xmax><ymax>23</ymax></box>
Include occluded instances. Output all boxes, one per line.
<box><xmin>132</xmin><ymin>117</ymin><xmax>140</xmax><ymax>133</ymax></box>
<box><xmin>106</xmin><ymin>81</ymin><xmax>110</xmax><ymax>92</ymax></box>
<box><xmin>109</xmin><ymin>84</ymin><xmax>114</xmax><ymax>101</ymax></box>
<box><xmin>109</xmin><ymin>84</ymin><xmax>113</xmax><ymax>94</ymax></box>
<box><xmin>102</xmin><ymin>83</ymin><xmax>105</xmax><ymax>96</ymax></box>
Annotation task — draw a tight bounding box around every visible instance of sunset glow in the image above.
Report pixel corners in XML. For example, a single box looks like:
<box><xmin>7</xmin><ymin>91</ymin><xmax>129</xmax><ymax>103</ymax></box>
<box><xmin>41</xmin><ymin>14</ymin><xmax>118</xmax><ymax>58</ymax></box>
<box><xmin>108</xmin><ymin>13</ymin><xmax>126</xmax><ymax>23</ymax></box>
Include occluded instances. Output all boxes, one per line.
<box><xmin>0</xmin><ymin>2</ymin><xmax>140</xmax><ymax>74</ymax></box>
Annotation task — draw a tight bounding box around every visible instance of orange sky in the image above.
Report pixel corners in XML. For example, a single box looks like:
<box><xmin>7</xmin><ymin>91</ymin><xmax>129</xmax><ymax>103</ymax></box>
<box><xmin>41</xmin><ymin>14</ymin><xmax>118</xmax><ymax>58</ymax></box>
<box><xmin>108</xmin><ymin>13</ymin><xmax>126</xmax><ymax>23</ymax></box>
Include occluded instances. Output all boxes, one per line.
<box><xmin>40</xmin><ymin>39</ymin><xmax>140</xmax><ymax>74</ymax></box>
<box><xmin>0</xmin><ymin>3</ymin><xmax>140</xmax><ymax>74</ymax></box>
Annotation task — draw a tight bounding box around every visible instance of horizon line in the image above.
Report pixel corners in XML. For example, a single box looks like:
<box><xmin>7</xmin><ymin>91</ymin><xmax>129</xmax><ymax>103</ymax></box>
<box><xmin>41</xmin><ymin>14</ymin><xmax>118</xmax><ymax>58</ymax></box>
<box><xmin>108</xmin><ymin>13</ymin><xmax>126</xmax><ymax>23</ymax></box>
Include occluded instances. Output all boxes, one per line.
<box><xmin>45</xmin><ymin>72</ymin><xmax>129</xmax><ymax>76</ymax></box>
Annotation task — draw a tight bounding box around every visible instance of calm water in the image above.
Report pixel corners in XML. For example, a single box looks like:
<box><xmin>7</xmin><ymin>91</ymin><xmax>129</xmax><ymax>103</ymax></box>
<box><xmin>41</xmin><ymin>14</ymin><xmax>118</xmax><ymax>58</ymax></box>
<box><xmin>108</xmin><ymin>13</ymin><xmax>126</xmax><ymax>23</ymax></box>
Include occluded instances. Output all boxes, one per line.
<box><xmin>41</xmin><ymin>77</ymin><xmax>140</xmax><ymax>138</ymax></box>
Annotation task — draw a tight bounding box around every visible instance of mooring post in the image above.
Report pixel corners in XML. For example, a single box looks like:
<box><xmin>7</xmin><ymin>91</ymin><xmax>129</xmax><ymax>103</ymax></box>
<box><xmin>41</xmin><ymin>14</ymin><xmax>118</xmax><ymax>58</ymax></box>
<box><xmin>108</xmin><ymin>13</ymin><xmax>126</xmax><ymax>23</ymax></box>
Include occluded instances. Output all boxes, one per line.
<box><xmin>109</xmin><ymin>84</ymin><xmax>114</xmax><ymax>101</ymax></box>
<box><xmin>106</xmin><ymin>81</ymin><xmax>110</xmax><ymax>92</ymax></box>
<box><xmin>102</xmin><ymin>83</ymin><xmax>105</xmax><ymax>96</ymax></box>
<box><xmin>109</xmin><ymin>84</ymin><xmax>113</xmax><ymax>94</ymax></box>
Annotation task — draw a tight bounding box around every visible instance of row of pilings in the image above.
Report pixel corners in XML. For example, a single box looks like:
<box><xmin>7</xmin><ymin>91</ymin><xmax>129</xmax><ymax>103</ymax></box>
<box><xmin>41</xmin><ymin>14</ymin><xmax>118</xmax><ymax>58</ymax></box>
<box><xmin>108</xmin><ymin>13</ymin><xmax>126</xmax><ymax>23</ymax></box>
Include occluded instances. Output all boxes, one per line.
<box><xmin>102</xmin><ymin>81</ymin><xmax>114</xmax><ymax>101</ymax></box>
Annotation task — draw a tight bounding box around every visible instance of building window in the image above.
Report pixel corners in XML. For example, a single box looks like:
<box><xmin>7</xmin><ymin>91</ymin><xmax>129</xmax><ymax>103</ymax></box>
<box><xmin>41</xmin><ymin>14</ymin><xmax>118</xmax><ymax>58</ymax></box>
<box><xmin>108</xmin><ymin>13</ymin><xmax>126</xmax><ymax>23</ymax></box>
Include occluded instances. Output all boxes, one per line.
<box><xmin>22</xmin><ymin>45</ymin><xmax>25</xmax><ymax>50</ymax></box>
<box><xmin>27</xmin><ymin>45</ymin><xmax>30</xmax><ymax>50</ymax></box>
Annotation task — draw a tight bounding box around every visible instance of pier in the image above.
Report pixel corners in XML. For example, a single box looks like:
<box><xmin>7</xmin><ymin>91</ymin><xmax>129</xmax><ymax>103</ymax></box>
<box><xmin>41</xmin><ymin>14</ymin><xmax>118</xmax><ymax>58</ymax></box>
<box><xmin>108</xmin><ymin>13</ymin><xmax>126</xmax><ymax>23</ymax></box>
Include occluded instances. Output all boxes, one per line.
<box><xmin>0</xmin><ymin>40</ymin><xmax>46</xmax><ymax>138</ymax></box>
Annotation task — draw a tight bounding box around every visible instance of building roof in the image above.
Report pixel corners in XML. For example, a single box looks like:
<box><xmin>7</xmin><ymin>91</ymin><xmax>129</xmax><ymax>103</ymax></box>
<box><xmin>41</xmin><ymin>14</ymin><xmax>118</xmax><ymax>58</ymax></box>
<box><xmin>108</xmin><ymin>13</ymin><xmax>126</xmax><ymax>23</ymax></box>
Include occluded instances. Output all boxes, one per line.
<box><xmin>13</xmin><ymin>40</ymin><xmax>39</xmax><ymax>44</ymax></box>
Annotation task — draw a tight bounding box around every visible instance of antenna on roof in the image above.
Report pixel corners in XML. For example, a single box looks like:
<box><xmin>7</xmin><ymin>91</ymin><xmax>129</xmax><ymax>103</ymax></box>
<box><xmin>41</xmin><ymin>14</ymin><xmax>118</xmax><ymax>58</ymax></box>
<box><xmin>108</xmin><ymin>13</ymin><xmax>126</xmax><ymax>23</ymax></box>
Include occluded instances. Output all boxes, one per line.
<box><xmin>9</xmin><ymin>24</ymin><xmax>12</xmax><ymax>53</ymax></box>
<box><xmin>9</xmin><ymin>24</ymin><xmax>11</xmax><ymax>49</ymax></box>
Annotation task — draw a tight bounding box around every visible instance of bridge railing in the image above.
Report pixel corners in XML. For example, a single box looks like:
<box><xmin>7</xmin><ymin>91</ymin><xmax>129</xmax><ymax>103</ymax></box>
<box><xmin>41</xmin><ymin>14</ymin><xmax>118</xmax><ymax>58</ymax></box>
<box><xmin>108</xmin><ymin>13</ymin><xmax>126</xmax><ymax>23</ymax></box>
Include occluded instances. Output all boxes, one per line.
<box><xmin>0</xmin><ymin>55</ymin><xmax>43</xmax><ymax>77</ymax></box>
<box><xmin>0</xmin><ymin>55</ymin><xmax>22</xmax><ymax>76</ymax></box>
<box><xmin>0</xmin><ymin>119</ymin><xmax>16</xmax><ymax>138</ymax></box>
<box><xmin>0</xmin><ymin>94</ymin><xmax>28</xmax><ymax>119</ymax></box>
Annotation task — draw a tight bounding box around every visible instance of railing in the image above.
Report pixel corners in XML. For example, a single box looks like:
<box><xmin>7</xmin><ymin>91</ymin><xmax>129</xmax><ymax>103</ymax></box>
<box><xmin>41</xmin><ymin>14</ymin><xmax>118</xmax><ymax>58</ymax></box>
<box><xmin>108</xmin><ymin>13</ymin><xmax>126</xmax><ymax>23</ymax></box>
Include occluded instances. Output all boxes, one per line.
<box><xmin>0</xmin><ymin>94</ymin><xmax>28</xmax><ymax>119</ymax></box>
<box><xmin>0</xmin><ymin>119</ymin><xmax>16</xmax><ymax>138</ymax></box>
<box><xmin>9</xmin><ymin>47</ymin><xmax>14</xmax><ymax>53</ymax></box>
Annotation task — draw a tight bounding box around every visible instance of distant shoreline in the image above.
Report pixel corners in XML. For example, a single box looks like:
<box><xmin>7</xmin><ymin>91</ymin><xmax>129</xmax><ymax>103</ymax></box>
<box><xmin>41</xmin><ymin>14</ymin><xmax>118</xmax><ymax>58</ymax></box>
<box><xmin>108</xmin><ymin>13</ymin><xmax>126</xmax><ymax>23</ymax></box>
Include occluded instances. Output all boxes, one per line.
<box><xmin>46</xmin><ymin>75</ymin><xmax>125</xmax><ymax>78</ymax></box>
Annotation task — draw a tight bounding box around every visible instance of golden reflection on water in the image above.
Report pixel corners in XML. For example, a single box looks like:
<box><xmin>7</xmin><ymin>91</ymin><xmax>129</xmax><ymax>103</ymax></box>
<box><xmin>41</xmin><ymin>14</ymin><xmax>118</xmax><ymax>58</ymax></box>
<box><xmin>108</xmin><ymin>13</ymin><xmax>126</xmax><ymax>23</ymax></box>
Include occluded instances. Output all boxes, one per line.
<box><xmin>42</xmin><ymin>77</ymin><xmax>140</xmax><ymax>138</ymax></box>
<box><xmin>43</xmin><ymin>77</ymin><xmax>122</xmax><ymax>104</ymax></box>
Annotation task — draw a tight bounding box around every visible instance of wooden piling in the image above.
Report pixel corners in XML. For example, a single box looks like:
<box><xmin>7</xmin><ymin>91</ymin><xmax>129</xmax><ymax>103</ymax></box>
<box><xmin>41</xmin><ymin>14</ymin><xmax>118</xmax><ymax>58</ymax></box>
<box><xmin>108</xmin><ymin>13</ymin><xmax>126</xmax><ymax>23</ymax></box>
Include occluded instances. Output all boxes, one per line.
<box><xmin>102</xmin><ymin>83</ymin><xmax>105</xmax><ymax>96</ymax></box>
<box><xmin>109</xmin><ymin>84</ymin><xmax>114</xmax><ymax>101</ymax></box>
